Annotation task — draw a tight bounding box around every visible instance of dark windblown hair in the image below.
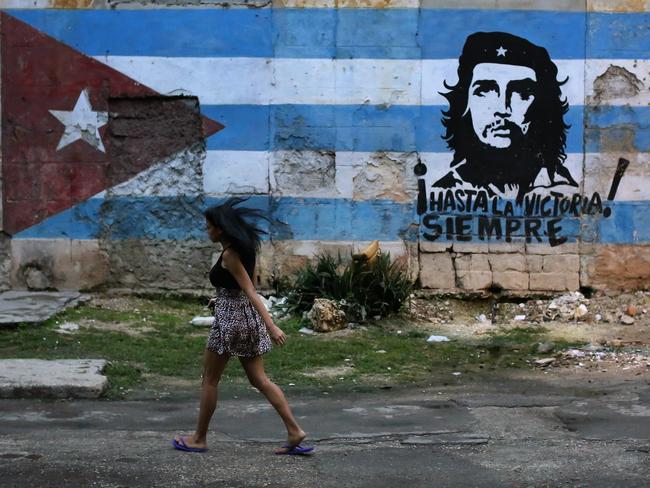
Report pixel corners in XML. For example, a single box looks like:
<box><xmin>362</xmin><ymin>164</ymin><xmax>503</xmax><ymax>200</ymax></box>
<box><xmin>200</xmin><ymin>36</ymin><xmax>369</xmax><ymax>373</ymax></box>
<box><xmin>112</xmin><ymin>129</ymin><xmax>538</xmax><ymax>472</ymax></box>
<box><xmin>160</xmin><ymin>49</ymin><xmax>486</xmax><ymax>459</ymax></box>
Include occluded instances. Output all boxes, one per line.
<box><xmin>441</xmin><ymin>32</ymin><xmax>575</xmax><ymax>196</ymax></box>
<box><xmin>204</xmin><ymin>197</ymin><xmax>269</xmax><ymax>254</ymax></box>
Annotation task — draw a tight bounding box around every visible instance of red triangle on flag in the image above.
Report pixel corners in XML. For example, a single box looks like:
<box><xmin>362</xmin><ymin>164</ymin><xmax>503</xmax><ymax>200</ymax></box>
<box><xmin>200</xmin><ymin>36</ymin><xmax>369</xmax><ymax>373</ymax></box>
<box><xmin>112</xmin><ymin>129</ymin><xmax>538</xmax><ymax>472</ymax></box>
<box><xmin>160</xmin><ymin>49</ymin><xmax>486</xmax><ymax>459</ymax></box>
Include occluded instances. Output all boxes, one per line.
<box><xmin>1</xmin><ymin>12</ymin><xmax>224</xmax><ymax>236</ymax></box>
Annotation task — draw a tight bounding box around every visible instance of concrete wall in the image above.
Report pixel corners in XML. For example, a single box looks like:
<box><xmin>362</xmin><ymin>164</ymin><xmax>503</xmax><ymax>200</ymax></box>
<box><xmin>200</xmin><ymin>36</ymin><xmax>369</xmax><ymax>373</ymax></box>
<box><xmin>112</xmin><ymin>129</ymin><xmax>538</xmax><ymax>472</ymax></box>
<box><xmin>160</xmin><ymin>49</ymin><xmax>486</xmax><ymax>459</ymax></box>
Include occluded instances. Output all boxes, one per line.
<box><xmin>0</xmin><ymin>1</ymin><xmax>648</xmax><ymax>293</ymax></box>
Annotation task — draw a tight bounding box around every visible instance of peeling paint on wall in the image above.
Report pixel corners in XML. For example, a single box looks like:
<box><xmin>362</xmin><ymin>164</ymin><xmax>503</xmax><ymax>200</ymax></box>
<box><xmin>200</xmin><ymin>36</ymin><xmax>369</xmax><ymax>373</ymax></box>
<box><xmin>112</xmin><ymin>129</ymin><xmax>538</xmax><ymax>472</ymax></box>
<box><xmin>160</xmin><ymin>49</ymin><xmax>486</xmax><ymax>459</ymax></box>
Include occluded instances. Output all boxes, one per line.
<box><xmin>52</xmin><ymin>0</ymin><xmax>94</xmax><ymax>8</ymax></box>
<box><xmin>272</xmin><ymin>150</ymin><xmax>336</xmax><ymax>194</ymax></box>
<box><xmin>593</xmin><ymin>65</ymin><xmax>644</xmax><ymax>101</ymax></box>
<box><xmin>588</xmin><ymin>0</ymin><xmax>650</xmax><ymax>12</ymax></box>
<box><xmin>1</xmin><ymin>6</ymin><xmax>649</xmax><ymax>293</ymax></box>
<box><xmin>352</xmin><ymin>152</ymin><xmax>417</xmax><ymax>202</ymax></box>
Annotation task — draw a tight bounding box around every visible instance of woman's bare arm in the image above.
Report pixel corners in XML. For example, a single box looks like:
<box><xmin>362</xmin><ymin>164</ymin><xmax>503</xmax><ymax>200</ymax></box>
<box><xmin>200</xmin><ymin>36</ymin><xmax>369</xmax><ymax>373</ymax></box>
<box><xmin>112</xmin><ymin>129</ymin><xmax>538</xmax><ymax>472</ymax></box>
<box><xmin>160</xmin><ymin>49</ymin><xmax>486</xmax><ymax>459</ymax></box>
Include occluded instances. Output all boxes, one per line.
<box><xmin>222</xmin><ymin>249</ymin><xmax>286</xmax><ymax>346</ymax></box>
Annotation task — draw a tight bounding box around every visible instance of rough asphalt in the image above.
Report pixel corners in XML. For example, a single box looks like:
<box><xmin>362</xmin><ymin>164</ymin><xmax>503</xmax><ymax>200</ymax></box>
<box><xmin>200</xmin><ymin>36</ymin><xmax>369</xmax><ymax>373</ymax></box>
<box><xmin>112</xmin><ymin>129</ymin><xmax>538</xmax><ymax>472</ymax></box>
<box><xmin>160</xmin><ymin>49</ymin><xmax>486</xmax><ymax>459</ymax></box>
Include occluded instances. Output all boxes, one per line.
<box><xmin>1</xmin><ymin>373</ymin><xmax>648</xmax><ymax>487</ymax></box>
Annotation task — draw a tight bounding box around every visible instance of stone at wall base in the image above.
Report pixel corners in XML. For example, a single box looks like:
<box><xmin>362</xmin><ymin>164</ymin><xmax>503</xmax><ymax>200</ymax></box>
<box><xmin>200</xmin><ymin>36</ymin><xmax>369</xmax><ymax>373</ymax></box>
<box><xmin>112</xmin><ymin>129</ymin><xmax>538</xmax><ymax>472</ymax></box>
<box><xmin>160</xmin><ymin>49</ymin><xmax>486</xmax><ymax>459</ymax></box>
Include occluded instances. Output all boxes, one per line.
<box><xmin>0</xmin><ymin>359</ymin><xmax>108</xmax><ymax>399</ymax></box>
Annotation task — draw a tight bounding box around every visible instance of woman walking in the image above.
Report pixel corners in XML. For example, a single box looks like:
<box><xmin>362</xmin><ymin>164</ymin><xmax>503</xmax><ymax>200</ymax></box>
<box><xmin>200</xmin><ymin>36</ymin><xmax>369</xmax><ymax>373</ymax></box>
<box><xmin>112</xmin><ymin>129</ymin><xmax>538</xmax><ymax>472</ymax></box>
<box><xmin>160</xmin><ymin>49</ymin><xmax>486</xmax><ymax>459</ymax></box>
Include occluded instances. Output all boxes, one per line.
<box><xmin>172</xmin><ymin>198</ymin><xmax>311</xmax><ymax>455</ymax></box>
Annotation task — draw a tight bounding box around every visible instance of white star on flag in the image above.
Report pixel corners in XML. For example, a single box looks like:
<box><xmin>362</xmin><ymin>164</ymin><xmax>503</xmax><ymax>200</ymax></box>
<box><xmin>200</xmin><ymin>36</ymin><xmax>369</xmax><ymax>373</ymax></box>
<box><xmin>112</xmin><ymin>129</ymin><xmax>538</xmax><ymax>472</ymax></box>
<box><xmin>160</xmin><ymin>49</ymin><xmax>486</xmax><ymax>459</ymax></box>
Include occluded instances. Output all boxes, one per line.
<box><xmin>496</xmin><ymin>46</ymin><xmax>508</xmax><ymax>57</ymax></box>
<box><xmin>49</xmin><ymin>89</ymin><xmax>109</xmax><ymax>153</ymax></box>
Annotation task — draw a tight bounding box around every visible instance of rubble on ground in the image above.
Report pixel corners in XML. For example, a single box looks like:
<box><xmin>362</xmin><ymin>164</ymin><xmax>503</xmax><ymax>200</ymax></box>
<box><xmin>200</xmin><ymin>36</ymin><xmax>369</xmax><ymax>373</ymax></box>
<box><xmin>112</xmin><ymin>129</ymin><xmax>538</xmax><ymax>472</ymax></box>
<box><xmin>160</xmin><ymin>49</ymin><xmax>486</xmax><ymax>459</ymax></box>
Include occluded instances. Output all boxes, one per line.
<box><xmin>408</xmin><ymin>290</ymin><xmax>650</xmax><ymax>327</ymax></box>
<box><xmin>533</xmin><ymin>344</ymin><xmax>649</xmax><ymax>373</ymax></box>
<box><xmin>406</xmin><ymin>290</ymin><xmax>650</xmax><ymax>374</ymax></box>
<box><xmin>307</xmin><ymin>298</ymin><xmax>347</xmax><ymax>332</ymax></box>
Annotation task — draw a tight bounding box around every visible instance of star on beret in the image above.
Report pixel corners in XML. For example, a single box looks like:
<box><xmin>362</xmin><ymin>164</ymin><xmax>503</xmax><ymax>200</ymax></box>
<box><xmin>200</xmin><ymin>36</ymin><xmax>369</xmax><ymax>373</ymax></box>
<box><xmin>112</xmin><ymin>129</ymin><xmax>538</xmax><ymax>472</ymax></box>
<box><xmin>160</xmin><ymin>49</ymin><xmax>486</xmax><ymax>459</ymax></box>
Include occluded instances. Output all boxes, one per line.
<box><xmin>496</xmin><ymin>46</ymin><xmax>508</xmax><ymax>57</ymax></box>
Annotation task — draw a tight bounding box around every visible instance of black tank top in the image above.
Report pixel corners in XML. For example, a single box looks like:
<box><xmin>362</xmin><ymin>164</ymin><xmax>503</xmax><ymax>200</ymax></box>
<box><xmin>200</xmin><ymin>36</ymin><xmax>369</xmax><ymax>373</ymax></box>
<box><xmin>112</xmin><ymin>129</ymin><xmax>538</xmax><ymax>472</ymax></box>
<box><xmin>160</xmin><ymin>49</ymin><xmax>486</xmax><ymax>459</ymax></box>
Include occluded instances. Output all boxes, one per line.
<box><xmin>209</xmin><ymin>249</ymin><xmax>256</xmax><ymax>290</ymax></box>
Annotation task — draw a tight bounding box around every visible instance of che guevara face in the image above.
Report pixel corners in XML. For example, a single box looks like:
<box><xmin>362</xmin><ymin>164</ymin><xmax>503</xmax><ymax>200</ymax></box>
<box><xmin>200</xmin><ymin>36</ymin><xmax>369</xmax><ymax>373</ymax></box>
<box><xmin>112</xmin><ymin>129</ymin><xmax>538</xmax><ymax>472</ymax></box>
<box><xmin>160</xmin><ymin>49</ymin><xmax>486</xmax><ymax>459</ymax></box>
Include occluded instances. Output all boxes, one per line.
<box><xmin>465</xmin><ymin>63</ymin><xmax>537</xmax><ymax>149</ymax></box>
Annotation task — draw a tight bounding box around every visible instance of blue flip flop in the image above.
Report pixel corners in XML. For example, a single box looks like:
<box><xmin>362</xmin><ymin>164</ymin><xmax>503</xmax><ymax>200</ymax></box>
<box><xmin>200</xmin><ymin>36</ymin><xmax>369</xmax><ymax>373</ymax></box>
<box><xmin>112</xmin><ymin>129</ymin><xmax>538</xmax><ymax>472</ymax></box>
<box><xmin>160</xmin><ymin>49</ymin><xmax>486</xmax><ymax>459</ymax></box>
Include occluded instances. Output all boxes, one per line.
<box><xmin>275</xmin><ymin>444</ymin><xmax>314</xmax><ymax>456</ymax></box>
<box><xmin>171</xmin><ymin>436</ymin><xmax>208</xmax><ymax>453</ymax></box>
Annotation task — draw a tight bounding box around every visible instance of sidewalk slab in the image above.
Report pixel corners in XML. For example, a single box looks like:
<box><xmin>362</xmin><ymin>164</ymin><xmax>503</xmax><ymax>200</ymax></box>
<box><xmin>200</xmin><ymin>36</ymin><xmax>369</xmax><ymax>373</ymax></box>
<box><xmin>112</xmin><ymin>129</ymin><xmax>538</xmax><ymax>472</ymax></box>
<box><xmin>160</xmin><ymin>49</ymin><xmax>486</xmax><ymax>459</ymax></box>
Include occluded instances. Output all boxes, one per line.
<box><xmin>0</xmin><ymin>291</ymin><xmax>82</xmax><ymax>326</ymax></box>
<box><xmin>0</xmin><ymin>359</ymin><xmax>108</xmax><ymax>399</ymax></box>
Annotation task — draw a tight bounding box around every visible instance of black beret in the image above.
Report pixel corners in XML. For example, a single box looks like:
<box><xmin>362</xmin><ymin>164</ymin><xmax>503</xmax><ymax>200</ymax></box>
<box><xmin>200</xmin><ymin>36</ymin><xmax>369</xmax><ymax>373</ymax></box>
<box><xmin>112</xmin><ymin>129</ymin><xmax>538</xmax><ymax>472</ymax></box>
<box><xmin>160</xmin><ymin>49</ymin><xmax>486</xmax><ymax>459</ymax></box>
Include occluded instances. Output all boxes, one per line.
<box><xmin>457</xmin><ymin>32</ymin><xmax>554</xmax><ymax>80</ymax></box>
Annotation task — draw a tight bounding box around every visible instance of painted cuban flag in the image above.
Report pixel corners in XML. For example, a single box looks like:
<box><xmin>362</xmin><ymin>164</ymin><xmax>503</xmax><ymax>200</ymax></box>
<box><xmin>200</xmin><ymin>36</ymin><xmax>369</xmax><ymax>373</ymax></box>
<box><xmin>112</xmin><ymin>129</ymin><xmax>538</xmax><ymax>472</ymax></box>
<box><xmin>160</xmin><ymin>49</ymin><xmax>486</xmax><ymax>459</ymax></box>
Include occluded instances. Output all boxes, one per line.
<box><xmin>0</xmin><ymin>11</ymin><xmax>224</xmax><ymax>239</ymax></box>
<box><xmin>1</xmin><ymin>7</ymin><xmax>649</xmax><ymax>263</ymax></box>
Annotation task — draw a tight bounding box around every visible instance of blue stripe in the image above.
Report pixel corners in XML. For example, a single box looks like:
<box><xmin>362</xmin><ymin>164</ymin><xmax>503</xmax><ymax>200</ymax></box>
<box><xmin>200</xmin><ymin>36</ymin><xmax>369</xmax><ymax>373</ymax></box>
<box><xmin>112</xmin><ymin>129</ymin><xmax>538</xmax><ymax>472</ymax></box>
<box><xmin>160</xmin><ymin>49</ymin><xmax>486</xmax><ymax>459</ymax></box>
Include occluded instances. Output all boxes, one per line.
<box><xmin>588</xmin><ymin>12</ymin><xmax>650</xmax><ymax>59</ymax></box>
<box><xmin>591</xmin><ymin>202</ymin><xmax>650</xmax><ymax>245</ymax></box>
<box><xmin>586</xmin><ymin>106</ymin><xmax>650</xmax><ymax>153</ymax></box>
<box><xmin>13</xmin><ymin>197</ymin><xmax>650</xmax><ymax>245</ymax></box>
<box><xmin>202</xmin><ymin>106</ymin><xmax>270</xmax><ymax>152</ymax></box>
<box><xmin>204</xmin><ymin>104</ymin><xmax>588</xmax><ymax>152</ymax></box>
<box><xmin>5</xmin><ymin>9</ymin><xmax>274</xmax><ymax>58</ymax></box>
<box><xmin>418</xmin><ymin>9</ymin><xmax>586</xmax><ymax>60</ymax></box>
<box><xmin>6</xmin><ymin>9</ymin><xmax>648</xmax><ymax>59</ymax></box>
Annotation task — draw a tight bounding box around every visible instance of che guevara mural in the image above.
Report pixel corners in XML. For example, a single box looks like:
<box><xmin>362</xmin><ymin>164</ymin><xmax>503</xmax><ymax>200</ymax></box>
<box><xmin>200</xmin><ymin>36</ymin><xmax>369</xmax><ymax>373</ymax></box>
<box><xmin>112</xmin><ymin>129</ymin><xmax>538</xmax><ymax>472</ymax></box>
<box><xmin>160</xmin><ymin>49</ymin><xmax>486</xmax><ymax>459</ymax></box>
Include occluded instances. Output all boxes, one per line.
<box><xmin>415</xmin><ymin>32</ymin><xmax>627</xmax><ymax>247</ymax></box>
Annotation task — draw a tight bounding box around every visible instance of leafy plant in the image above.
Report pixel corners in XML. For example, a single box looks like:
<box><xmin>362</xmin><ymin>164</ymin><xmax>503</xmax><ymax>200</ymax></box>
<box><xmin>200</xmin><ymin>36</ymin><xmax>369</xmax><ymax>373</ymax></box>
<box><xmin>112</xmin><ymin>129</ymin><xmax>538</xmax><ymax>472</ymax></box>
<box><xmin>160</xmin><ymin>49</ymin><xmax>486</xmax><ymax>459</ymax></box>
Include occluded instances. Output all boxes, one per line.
<box><xmin>281</xmin><ymin>251</ymin><xmax>414</xmax><ymax>322</ymax></box>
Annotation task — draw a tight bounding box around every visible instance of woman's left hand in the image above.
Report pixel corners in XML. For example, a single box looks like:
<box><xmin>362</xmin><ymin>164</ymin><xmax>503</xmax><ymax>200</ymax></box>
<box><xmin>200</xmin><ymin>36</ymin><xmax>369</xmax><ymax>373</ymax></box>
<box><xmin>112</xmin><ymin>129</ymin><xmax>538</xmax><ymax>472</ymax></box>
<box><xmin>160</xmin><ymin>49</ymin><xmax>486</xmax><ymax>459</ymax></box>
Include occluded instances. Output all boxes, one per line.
<box><xmin>269</xmin><ymin>325</ymin><xmax>287</xmax><ymax>346</ymax></box>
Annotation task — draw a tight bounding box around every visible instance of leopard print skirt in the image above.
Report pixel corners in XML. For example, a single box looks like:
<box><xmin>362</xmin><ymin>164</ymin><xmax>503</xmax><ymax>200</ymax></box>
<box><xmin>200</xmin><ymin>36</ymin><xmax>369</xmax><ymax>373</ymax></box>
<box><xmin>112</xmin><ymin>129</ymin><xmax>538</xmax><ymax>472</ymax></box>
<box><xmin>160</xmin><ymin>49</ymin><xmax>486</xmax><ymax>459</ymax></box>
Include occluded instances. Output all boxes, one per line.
<box><xmin>206</xmin><ymin>288</ymin><xmax>272</xmax><ymax>358</ymax></box>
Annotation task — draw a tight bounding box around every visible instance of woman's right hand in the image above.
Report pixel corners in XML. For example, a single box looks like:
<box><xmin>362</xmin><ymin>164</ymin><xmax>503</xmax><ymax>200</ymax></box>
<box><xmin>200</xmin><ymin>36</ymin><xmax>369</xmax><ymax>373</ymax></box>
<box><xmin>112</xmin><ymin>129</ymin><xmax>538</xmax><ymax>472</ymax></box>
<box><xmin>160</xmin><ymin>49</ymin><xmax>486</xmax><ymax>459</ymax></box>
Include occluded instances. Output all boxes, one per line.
<box><xmin>269</xmin><ymin>325</ymin><xmax>287</xmax><ymax>346</ymax></box>
<box><xmin>207</xmin><ymin>297</ymin><xmax>216</xmax><ymax>310</ymax></box>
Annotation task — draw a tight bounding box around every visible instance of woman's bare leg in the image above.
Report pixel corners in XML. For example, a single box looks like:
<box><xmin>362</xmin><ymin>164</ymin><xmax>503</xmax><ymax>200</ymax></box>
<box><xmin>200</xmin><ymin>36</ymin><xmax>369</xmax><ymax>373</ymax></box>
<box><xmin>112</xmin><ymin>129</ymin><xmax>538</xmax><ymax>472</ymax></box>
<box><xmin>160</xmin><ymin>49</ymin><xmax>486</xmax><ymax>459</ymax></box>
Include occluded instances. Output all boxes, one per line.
<box><xmin>175</xmin><ymin>349</ymin><xmax>229</xmax><ymax>449</ymax></box>
<box><xmin>239</xmin><ymin>355</ymin><xmax>305</xmax><ymax>447</ymax></box>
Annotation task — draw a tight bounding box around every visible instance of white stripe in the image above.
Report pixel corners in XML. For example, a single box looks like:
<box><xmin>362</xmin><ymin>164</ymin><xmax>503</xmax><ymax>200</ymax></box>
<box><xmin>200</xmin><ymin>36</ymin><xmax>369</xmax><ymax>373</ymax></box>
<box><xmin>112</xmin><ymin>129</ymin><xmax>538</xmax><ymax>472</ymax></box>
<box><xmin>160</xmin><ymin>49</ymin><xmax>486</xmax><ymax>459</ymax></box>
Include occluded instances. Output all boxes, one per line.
<box><xmin>95</xmin><ymin>57</ymin><xmax>273</xmax><ymax>105</ymax></box>
<box><xmin>0</xmin><ymin>0</ymin><xmax>51</xmax><ymax>6</ymax></box>
<box><xmin>585</xmin><ymin>60</ymin><xmax>650</xmax><ymax>106</ymax></box>
<box><xmin>94</xmin><ymin>56</ymin><xmax>649</xmax><ymax>107</ymax></box>
<box><xmin>583</xmin><ymin>153</ymin><xmax>650</xmax><ymax>201</ymax></box>
<box><xmin>422</xmin><ymin>59</ymin><xmax>585</xmax><ymax>106</ymax></box>
<box><xmin>203</xmin><ymin>150</ymin><xmax>270</xmax><ymax>195</ymax></box>
<box><xmin>275</xmin><ymin>1</ymin><xmax>421</xmax><ymax>7</ymax></box>
<box><xmin>202</xmin><ymin>150</ymin><xmax>649</xmax><ymax>201</ymax></box>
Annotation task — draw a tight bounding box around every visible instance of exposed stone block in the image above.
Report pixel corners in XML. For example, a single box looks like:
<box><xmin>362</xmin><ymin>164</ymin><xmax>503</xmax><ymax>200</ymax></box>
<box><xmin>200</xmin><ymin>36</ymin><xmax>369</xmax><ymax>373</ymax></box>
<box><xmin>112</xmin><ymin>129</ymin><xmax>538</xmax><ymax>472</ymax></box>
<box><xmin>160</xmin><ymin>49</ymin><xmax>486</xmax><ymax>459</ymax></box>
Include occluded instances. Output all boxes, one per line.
<box><xmin>470</xmin><ymin>254</ymin><xmax>491</xmax><ymax>271</ymax></box>
<box><xmin>488</xmin><ymin>254</ymin><xmax>527</xmax><ymax>273</ymax></box>
<box><xmin>452</xmin><ymin>242</ymin><xmax>488</xmax><ymax>254</ymax></box>
<box><xmin>419</xmin><ymin>241</ymin><xmax>453</xmax><ymax>253</ymax></box>
<box><xmin>419</xmin><ymin>252</ymin><xmax>455</xmax><ymax>289</ymax></box>
<box><xmin>526</xmin><ymin>255</ymin><xmax>543</xmax><ymax>273</ymax></box>
<box><xmin>542</xmin><ymin>255</ymin><xmax>580</xmax><ymax>274</ymax></box>
<box><xmin>529</xmin><ymin>272</ymin><xmax>580</xmax><ymax>291</ymax></box>
<box><xmin>526</xmin><ymin>243</ymin><xmax>579</xmax><ymax>255</ymax></box>
<box><xmin>454</xmin><ymin>254</ymin><xmax>472</xmax><ymax>271</ymax></box>
<box><xmin>488</xmin><ymin>241</ymin><xmax>526</xmax><ymax>254</ymax></box>
<box><xmin>492</xmin><ymin>271</ymin><xmax>529</xmax><ymax>290</ymax></box>
<box><xmin>457</xmin><ymin>271</ymin><xmax>492</xmax><ymax>290</ymax></box>
<box><xmin>580</xmin><ymin>255</ymin><xmax>596</xmax><ymax>288</ymax></box>
<box><xmin>454</xmin><ymin>253</ymin><xmax>490</xmax><ymax>273</ymax></box>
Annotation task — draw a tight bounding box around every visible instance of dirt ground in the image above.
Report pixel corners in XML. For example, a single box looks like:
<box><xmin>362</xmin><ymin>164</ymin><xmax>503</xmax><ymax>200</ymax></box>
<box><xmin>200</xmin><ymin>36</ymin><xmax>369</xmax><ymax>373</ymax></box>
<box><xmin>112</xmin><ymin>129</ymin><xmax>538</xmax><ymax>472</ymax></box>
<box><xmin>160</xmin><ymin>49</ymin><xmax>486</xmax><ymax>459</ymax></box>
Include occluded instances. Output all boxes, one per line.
<box><xmin>404</xmin><ymin>290</ymin><xmax>650</xmax><ymax>380</ymax></box>
<box><xmin>407</xmin><ymin>290</ymin><xmax>650</xmax><ymax>342</ymax></box>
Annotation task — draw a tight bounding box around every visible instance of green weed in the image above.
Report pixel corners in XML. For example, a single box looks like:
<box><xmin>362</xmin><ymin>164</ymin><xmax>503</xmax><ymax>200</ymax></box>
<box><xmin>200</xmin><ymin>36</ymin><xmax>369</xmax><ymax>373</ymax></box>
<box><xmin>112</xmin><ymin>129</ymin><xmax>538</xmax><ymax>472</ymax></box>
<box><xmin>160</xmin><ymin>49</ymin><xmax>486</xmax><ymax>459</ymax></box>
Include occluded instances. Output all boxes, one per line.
<box><xmin>281</xmin><ymin>252</ymin><xmax>414</xmax><ymax>322</ymax></box>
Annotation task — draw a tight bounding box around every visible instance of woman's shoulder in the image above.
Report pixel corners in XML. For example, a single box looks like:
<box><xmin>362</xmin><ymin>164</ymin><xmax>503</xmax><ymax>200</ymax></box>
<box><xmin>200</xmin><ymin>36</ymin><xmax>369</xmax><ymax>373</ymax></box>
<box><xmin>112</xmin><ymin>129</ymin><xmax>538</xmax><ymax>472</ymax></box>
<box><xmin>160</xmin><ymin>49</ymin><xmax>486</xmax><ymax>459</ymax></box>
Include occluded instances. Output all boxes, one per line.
<box><xmin>222</xmin><ymin>247</ymin><xmax>255</xmax><ymax>264</ymax></box>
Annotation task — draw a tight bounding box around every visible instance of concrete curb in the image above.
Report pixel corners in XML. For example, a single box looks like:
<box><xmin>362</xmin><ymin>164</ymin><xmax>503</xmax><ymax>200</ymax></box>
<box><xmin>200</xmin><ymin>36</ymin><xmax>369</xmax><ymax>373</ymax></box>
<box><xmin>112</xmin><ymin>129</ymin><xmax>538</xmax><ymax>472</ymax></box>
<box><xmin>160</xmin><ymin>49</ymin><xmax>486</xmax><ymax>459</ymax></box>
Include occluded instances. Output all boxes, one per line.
<box><xmin>0</xmin><ymin>291</ymin><xmax>84</xmax><ymax>326</ymax></box>
<box><xmin>0</xmin><ymin>359</ymin><xmax>108</xmax><ymax>399</ymax></box>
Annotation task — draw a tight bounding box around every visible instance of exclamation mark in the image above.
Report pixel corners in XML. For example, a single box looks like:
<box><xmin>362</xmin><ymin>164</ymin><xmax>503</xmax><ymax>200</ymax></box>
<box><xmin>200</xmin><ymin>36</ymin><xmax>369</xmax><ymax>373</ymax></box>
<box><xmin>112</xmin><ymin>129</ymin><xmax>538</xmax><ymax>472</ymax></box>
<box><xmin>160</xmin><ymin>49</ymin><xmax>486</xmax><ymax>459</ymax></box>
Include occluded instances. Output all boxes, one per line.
<box><xmin>603</xmin><ymin>158</ymin><xmax>629</xmax><ymax>218</ymax></box>
<box><xmin>414</xmin><ymin>161</ymin><xmax>427</xmax><ymax>215</ymax></box>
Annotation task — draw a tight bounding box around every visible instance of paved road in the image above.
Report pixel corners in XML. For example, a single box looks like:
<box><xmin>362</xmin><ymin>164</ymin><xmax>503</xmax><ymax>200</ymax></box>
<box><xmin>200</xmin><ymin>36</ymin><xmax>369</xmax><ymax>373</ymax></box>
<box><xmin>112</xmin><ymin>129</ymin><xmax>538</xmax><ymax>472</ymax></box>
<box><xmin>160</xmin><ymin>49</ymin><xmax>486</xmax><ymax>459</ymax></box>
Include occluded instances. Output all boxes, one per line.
<box><xmin>1</xmin><ymin>374</ymin><xmax>648</xmax><ymax>488</ymax></box>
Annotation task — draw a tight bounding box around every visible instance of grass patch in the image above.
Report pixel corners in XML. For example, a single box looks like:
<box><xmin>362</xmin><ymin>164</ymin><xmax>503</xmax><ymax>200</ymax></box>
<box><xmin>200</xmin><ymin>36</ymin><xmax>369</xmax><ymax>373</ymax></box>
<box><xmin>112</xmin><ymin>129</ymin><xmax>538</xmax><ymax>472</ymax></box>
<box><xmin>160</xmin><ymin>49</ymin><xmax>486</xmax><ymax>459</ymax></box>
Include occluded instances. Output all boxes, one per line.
<box><xmin>0</xmin><ymin>298</ymin><xmax>585</xmax><ymax>399</ymax></box>
<box><xmin>0</xmin><ymin>298</ymin><xmax>210</xmax><ymax>399</ymax></box>
<box><xmin>103</xmin><ymin>361</ymin><xmax>144</xmax><ymax>398</ymax></box>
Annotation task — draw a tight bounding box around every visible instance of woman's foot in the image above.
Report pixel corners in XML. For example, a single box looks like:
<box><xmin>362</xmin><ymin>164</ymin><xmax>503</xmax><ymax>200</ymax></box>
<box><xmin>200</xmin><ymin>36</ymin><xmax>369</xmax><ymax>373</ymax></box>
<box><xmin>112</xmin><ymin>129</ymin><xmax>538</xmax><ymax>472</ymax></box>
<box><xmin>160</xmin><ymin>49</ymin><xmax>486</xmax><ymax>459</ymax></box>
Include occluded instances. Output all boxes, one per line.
<box><xmin>172</xmin><ymin>435</ymin><xmax>208</xmax><ymax>453</ymax></box>
<box><xmin>274</xmin><ymin>429</ymin><xmax>306</xmax><ymax>454</ymax></box>
<box><xmin>288</xmin><ymin>429</ymin><xmax>306</xmax><ymax>447</ymax></box>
